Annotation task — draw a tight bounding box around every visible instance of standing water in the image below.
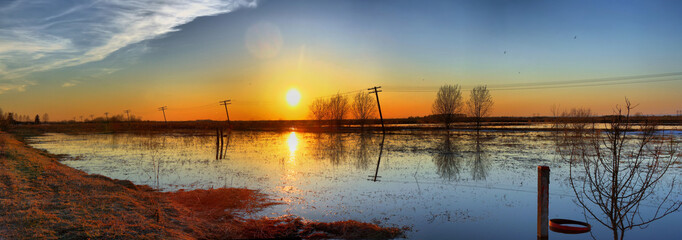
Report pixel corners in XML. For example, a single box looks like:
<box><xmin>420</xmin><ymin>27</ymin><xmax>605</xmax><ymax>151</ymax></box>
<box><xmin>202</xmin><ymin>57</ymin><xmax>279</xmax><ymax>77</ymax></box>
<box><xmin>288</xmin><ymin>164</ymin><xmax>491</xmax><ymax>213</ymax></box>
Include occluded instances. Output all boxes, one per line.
<box><xmin>28</xmin><ymin>131</ymin><xmax>682</xmax><ymax>239</ymax></box>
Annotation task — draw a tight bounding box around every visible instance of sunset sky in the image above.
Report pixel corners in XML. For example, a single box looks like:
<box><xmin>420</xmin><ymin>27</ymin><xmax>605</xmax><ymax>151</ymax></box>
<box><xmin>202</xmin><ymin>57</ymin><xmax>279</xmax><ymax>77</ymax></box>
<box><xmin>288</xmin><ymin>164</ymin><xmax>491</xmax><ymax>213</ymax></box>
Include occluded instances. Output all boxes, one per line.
<box><xmin>1</xmin><ymin>0</ymin><xmax>681</xmax><ymax>121</ymax></box>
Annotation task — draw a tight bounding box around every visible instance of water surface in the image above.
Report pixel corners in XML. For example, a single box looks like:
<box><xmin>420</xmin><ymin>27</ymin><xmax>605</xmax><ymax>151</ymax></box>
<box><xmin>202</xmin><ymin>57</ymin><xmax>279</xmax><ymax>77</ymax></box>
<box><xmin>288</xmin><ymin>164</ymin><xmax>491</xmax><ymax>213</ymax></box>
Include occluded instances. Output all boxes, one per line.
<box><xmin>28</xmin><ymin>131</ymin><xmax>682</xmax><ymax>239</ymax></box>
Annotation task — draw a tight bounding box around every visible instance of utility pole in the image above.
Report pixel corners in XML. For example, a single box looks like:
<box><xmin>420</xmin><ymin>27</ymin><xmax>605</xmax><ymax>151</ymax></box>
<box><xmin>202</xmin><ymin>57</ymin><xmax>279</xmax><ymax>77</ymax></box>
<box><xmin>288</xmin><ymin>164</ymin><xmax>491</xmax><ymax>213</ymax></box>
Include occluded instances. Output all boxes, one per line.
<box><xmin>124</xmin><ymin>110</ymin><xmax>131</xmax><ymax>121</ymax></box>
<box><xmin>104</xmin><ymin>112</ymin><xmax>109</xmax><ymax>122</ymax></box>
<box><xmin>158</xmin><ymin>106</ymin><xmax>167</xmax><ymax>123</ymax></box>
<box><xmin>368</xmin><ymin>86</ymin><xmax>385</xmax><ymax>133</ymax></box>
<box><xmin>219</xmin><ymin>100</ymin><xmax>231</xmax><ymax>126</ymax></box>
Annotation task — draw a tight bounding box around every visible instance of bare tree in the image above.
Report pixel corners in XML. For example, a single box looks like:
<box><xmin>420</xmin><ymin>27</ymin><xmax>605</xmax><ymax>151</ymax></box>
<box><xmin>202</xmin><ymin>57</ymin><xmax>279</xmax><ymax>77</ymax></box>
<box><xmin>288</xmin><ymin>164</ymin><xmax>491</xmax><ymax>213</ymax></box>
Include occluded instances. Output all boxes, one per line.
<box><xmin>563</xmin><ymin>99</ymin><xmax>681</xmax><ymax>240</ymax></box>
<box><xmin>467</xmin><ymin>85</ymin><xmax>493</xmax><ymax>131</ymax></box>
<box><xmin>352</xmin><ymin>92</ymin><xmax>377</xmax><ymax>129</ymax></box>
<box><xmin>42</xmin><ymin>113</ymin><xmax>49</xmax><ymax>123</ymax></box>
<box><xmin>328</xmin><ymin>93</ymin><xmax>349</xmax><ymax>128</ymax></box>
<box><xmin>309</xmin><ymin>98</ymin><xmax>328</xmax><ymax>125</ymax></box>
<box><xmin>432</xmin><ymin>84</ymin><xmax>464</xmax><ymax>129</ymax></box>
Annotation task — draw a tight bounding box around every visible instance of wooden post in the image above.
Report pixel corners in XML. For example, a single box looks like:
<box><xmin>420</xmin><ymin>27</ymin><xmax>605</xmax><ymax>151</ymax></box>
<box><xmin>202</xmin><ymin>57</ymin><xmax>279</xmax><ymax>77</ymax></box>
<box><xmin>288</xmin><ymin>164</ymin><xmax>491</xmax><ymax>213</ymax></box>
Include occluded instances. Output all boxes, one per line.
<box><xmin>538</xmin><ymin>166</ymin><xmax>550</xmax><ymax>239</ymax></box>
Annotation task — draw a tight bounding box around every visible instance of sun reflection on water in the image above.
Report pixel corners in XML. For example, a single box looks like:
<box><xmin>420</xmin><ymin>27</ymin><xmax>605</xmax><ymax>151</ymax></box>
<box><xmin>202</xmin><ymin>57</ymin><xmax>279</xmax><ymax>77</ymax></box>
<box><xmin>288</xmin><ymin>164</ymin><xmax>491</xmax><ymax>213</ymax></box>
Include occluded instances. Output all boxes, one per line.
<box><xmin>281</xmin><ymin>131</ymin><xmax>300</xmax><ymax>204</ymax></box>
<box><xmin>287</xmin><ymin>131</ymin><xmax>298</xmax><ymax>161</ymax></box>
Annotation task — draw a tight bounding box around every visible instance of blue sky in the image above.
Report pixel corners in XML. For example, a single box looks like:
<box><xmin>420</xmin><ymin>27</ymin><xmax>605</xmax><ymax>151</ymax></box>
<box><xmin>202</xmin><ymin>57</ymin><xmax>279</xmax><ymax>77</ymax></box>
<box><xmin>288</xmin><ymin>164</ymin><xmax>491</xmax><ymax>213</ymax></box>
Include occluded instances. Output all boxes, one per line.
<box><xmin>1</xmin><ymin>0</ymin><xmax>681</xmax><ymax>120</ymax></box>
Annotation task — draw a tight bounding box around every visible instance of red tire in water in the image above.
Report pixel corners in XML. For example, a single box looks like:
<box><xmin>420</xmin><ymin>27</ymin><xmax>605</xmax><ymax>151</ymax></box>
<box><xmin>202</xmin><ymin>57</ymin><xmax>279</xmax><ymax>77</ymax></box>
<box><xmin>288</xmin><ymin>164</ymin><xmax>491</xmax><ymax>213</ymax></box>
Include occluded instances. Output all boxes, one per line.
<box><xmin>549</xmin><ymin>219</ymin><xmax>591</xmax><ymax>234</ymax></box>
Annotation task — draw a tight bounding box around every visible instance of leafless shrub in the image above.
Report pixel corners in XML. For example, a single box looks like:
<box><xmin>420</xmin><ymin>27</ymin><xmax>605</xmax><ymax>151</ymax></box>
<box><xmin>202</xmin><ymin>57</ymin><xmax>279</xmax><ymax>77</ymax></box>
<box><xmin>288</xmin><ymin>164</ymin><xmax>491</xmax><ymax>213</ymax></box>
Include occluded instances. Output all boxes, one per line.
<box><xmin>562</xmin><ymin>99</ymin><xmax>681</xmax><ymax>240</ymax></box>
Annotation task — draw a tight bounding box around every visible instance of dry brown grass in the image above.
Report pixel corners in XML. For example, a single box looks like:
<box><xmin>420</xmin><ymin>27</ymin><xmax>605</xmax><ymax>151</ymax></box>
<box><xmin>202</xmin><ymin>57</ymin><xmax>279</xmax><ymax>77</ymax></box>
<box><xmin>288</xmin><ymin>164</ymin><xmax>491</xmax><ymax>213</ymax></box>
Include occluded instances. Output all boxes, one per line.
<box><xmin>0</xmin><ymin>132</ymin><xmax>406</xmax><ymax>239</ymax></box>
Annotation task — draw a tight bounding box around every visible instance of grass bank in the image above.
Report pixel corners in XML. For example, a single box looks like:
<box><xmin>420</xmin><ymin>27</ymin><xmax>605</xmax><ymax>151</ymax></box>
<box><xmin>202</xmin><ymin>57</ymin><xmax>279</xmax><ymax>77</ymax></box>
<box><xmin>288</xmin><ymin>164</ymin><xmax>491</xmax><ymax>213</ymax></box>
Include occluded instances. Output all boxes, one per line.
<box><xmin>0</xmin><ymin>132</ymin><xmax>406</xmax><ymax>239</ymax></box>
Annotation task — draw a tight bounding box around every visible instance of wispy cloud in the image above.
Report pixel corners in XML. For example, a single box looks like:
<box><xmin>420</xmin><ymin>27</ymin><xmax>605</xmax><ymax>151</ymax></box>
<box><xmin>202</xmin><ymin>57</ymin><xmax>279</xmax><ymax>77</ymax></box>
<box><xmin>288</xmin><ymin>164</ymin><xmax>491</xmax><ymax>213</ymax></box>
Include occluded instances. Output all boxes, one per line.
<box><xmin>62</xmin><ymin>81</ymin><xmax>78</xmax><ymax>88</ymax></box>
<box><xmin>0</xmin><ymin>0</ymin><xmax>257</xmax><ymax>92</ymax></box>
<box><xmin>61</xmin><ymin>67</ymin><xmax>121</xmax><ymax>88</ymax></box>
<box><xmin>0</xmin><ymin>80</ymin><xmax>35</xmax><ymax>94</ymax></box>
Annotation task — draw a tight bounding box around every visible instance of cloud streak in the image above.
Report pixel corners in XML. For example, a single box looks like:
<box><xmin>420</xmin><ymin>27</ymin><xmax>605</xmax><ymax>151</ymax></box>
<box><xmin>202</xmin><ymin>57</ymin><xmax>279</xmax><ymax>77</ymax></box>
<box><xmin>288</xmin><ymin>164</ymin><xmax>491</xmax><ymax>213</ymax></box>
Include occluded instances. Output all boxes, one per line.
<box><xmin>0</xmin><ymin>0</ymin><xmax>257</xmax><ymax>92</ymax></box>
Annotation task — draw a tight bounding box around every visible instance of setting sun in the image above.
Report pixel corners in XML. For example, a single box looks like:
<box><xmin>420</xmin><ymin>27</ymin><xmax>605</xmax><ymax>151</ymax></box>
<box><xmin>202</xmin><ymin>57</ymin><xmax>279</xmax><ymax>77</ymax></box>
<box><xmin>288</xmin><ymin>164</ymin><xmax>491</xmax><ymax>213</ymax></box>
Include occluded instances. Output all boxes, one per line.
<box><xmin>286</xmin><ymin>89</ymin><xmax>301</xmax><ymax>107</ymax></box>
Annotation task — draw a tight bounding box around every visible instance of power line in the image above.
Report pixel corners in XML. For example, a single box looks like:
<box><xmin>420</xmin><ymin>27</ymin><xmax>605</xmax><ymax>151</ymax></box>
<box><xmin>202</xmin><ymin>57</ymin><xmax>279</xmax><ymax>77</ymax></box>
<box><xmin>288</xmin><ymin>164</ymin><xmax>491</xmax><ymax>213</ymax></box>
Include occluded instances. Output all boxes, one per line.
<box><xmin>314</xmin><ymin>88</ymin><xmax>366</xmax><ymax>99</ymax></box>
<box><xmin>173</xmin><ymin>102</ymin><xmax>220</xmax><ymax>111</ymax></box>
<box><xmin>493</xmin><ymin>71</ymin><xmax>682</xmax><ymax>89</ymax></box>
<box><xmin>492</xmin><ymin>77</ymin><xmax>682</xmax><ymax>91</ymax></box>
<box><xmin>384</xmin><ymin>72</ymin><xmax>682</xmax><ymax>93</ymax></box>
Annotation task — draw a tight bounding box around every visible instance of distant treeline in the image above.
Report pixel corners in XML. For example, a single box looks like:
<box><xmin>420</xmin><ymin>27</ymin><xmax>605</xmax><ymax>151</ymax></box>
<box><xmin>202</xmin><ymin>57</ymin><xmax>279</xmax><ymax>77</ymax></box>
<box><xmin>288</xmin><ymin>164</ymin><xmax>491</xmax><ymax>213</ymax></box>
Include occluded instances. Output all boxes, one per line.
<box><xmin>8</xmin><ymin>114</ymin><xmax>681</xmax><ymax>136</ymax></box>
<box><xmin>0</xmin><ymin>108</ymin><xmax>49</xmax><ymax>130</ymax></box>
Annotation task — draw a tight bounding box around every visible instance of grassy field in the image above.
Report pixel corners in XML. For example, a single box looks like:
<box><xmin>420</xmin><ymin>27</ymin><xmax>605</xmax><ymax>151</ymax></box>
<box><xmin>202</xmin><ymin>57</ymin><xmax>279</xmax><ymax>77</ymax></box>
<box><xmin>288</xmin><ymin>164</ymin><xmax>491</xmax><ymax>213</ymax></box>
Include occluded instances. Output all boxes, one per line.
<box><xmin>0</xmin><ymin>131</ymin><xmax>406</xmax><ymax>239</ymax></box>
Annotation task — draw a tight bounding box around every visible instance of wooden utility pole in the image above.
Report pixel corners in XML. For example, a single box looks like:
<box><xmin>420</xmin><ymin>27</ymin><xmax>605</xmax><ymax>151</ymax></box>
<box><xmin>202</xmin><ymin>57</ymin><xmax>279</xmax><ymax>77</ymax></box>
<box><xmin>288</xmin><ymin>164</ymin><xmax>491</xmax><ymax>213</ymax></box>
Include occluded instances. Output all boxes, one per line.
<box><xmin>538</xmin><ymin>166</ymin><xmax>550</xmax><ymax>239</ymax></box>
<box><xmin>219</xmin><ymin>100</ymin><xmax>231</xmax><ymax>126</ymax></box>
<box><xmin>158</xmin><ymin>106</ymin><xmax>167</xmax><ymax>123</ymax></box>
<box><xmin>104</xmin><ymin>112</ymin><xmax>109</xmax><ymax>122</ymax></box>
<box><xmin>124</xmin><ymin>110</ymin><xmax>131</xmax><ymax>121</ymax></box>
<box><xmin>368</xmin><ymin>86</ymin><xmax>385</xmax><ymax>133</ymax></box>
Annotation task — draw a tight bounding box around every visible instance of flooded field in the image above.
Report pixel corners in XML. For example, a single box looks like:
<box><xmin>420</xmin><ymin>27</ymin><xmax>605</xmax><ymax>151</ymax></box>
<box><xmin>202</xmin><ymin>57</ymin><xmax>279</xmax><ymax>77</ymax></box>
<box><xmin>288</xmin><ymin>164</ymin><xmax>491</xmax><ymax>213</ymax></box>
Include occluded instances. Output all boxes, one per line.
<box><xmin>28</xmin><ymin>130</ymin><xmax>681</xmax><ymax>239</ymax></box>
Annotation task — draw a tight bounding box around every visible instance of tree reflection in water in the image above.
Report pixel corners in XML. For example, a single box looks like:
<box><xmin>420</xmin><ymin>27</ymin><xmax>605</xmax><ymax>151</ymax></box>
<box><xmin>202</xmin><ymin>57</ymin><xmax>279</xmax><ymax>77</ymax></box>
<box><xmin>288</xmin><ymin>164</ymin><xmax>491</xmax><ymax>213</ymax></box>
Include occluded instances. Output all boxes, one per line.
<box><xmin>433</xmin><ymin>133</ymin><xmax>463</xmax><ymax>181</ymax></box>
<box><xmin>326</xmin><ymin>133</ymin><xmax>347</xmax><ymax>165</ymax></box>
<box><xmin>353</xmin><ymin>133</ymin><xmax>374</xmax><ymax>170</ymax></box>
<box><xmin>471</xmin><ymin>133</ymin><xmax>488</xmax><ymax>181</ymax></box>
